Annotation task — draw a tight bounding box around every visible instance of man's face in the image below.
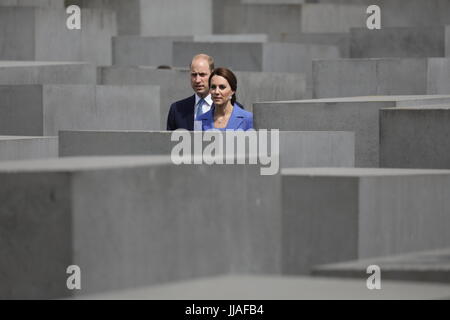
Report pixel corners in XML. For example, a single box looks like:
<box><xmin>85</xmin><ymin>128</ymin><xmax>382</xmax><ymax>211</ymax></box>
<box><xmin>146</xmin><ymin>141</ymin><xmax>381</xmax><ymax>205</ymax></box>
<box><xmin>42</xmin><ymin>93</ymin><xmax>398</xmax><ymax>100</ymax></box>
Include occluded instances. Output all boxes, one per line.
<box><xmin>190</xmin><ymin>58</ymin><xmax>211</xmax><ymax>98</ymax></box>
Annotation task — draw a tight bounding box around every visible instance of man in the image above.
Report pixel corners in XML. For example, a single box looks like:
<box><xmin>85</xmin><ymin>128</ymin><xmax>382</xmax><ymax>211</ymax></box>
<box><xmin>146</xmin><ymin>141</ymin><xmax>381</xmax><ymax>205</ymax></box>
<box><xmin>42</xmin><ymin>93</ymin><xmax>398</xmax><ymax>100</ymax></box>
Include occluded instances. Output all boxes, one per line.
<box><xmin>167</xmin><ymin>54</ymin><xmax>214</xmax><ymax>131</ymax></box>
<box><xmin>167</xmin><ymin>54</ymin><xmax>244</xmax><ymax>131</ymax></box>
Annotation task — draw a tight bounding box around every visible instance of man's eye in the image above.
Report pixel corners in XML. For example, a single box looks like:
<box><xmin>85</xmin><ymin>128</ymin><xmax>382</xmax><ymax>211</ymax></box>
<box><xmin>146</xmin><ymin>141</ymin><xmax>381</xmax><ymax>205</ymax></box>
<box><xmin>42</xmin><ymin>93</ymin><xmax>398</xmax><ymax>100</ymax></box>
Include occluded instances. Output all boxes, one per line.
<box><xmin>199</xmin><ymin>73</ymin><xmax>207</xmax><ymax>77</ymax></box>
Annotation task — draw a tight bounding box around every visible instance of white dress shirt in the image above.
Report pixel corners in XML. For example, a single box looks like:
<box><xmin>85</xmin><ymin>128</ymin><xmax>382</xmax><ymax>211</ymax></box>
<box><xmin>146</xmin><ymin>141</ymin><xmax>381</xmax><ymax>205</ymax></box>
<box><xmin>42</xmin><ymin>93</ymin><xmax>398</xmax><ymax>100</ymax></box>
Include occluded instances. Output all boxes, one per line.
<box><xmin>194</xmin><ymin>94</ymin><xmax>213</xmax><ymax>119</ymax></box>
<box><xmin>193</xmin><ymin>94</ymin><xmax>213</xmax><ymax>130</ymax></box>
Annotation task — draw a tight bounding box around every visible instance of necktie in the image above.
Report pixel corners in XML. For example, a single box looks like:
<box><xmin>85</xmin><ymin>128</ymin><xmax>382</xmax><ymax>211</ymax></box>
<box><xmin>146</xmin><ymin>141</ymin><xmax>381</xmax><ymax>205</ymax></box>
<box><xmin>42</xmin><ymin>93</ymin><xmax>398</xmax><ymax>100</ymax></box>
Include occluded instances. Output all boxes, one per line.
<box><xmin>195</xmin><ymin>98</ymin><xmax>206</xmax><ymax>120</ymax></box>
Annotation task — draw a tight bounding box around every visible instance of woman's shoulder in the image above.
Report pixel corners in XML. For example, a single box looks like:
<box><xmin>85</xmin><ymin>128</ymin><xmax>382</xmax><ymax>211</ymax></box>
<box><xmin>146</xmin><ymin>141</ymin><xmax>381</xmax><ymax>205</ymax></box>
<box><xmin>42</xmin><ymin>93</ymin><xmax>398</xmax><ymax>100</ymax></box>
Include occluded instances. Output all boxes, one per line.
<box><xmin>234</xmin><ymin>104</ymin><xmax>253</xmax><ymax>118</ymax></box>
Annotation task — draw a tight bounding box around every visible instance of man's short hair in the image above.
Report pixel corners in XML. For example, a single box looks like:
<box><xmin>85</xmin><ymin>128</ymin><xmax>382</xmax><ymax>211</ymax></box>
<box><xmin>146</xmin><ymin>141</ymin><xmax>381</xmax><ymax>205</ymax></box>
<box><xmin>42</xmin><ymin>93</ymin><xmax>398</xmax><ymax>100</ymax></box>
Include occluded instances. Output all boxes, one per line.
<box><xmin>190</xmin><ymin>54</ymin><xmax>215</xmax><ymax>71</ymax></box>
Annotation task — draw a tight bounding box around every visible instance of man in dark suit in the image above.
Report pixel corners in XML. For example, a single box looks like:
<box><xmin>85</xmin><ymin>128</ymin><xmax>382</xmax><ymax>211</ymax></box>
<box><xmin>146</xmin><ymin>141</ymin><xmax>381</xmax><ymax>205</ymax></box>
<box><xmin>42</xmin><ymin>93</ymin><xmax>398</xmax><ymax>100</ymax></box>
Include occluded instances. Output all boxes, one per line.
<box><xmin>167</xmin><ymin>54</ymin><xmax>215</xmax><ymax>131</ymax></box>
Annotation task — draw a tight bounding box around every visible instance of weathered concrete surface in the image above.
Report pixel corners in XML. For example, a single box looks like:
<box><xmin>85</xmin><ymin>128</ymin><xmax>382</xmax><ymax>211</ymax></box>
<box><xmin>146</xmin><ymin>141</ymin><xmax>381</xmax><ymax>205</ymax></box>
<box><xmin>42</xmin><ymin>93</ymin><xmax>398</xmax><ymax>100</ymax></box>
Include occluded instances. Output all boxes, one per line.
<box><xmin>313</xmin><ymin>248</ymin><xmax>450</xmax><ymax>284</ymax></box>
<box><xmin>0</xmin><ymin>156</ymin><xmax>280</xmax><ymax>299</ymax></box>
<box><xmin>75</xmin><ymin>275</ymin><xmax>450</xmax><ymax>300</ymax></box>
<box><xmin>213</xmin><ymin>1</ymin><xmax>365</xmax><ymax>34</ymax></box>
<box><xmin>172</xmin><ymin>41</ymin><xmax>340</xmax><ymax>75</ymax></box>
<box><xmin>313</xmin><ymin>58</ymin><xmax>450</xmax><ymax>98</ymax></box>
<box><xmin>316</xmin><ymin>0</ymin><xmax>450</xmax><ymax>28</ymax></box>
<box><xmin>58</xmin><ymin>130</ymin><xmax>355</xmax><ymax>169</ymax></box>
<box><xmin>99</xmin><ymin>66</ymin><xmax>307</xmax><ymax>129</ymax></box>
<box><xmin>67</xmin><ymin>0</ymin><xmax>212</xmax><ymax>36</ymax></box>
<box><xmin>282</xmin><ymin>168</ymin><xmax>450</xmax><ymax>274</ymax></box>
<box><xmin>0</xmin><ymin>0</ymin><xmax>64</xmax><ymax>7</ymax></box>
<box><xmin>243</xmin><ymin>0</ymin><xmax>306</xmax><ymax>3</ymax></box>
<box><xmin>172</xmin><ymin>41</ymin><xmax>338</xmax><ymax>94</ymax></box>
<box><xmin>269</xmin><ymin>32</ymin><xmax>350</xmax><ymax>58</ymax></box>
<box><xmin>0</xmin><ymin>136</ymin><xmax>58</xmax><ymax>161</ymax></box>
<box><xmin>0</xmin><ymin>61</ymin><xmax>96</xmax><ymax>85</ymax></box>
<box><xmin>0</xmin><ymin>7</ymin><xmax>116</xmax><ymax>65</ymax></box>
<box><xmin>193</xmin><ymin>33</ymin><xmax>268</xmax><ymax>42</ymax></box>
<box><xmin>350</xmin><ymin>27</ymin><xmax>446</xmax><ymax>58</ymax></box>
<box><xmin>254</xmin><ymin>96</ymin><xmax>450</xmax><ymax>167</ymax></box>
<box><xmin>0</xmin><ymin>85</ymin><xmax>160</xmax><ymax>136</ymax></box>
<box><xmin>380</xmin><ymin>106</ymin><xmax>450</xmax><ymax>169</ymax></box>
<box><xmin>112</xmin><ymin>36</ymin><xmax>192</xmax><ymax>67</ymax></box>
<box><xmin>113</xmin><ymin>34</ymin><xmax>270</xmax><ymax>67</ymax></box>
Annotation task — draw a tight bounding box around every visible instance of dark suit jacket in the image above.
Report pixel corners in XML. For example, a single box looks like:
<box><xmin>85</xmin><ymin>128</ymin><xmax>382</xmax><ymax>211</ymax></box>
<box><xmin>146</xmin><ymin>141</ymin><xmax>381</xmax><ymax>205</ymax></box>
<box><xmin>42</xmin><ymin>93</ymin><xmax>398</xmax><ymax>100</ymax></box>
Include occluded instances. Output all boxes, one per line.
<box><xmin>167</xmin><ymin>95</ymin><xmax>245</xmax><ymax>131</ymax></box>
<box><xmin>167</xmin><ymin>95</ymin><xmax>196</xmax><ymax>131</ymax></box>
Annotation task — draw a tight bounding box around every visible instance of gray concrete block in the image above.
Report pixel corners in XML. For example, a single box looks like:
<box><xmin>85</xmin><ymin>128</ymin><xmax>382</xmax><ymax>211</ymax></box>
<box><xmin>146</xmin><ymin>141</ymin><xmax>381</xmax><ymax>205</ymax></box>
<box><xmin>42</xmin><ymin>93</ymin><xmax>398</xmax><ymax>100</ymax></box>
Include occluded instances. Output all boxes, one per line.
<box><xmin>99</xmin><ymin>66</ymin><xmax>307</xmax><ymax>129</ymax></box>
<box><xmin>316</xmin><ymin>0</ymin><xmax>450</xmax><ymax>28</ymax></box>
<box><xmin>0</xmin><ymin>136</ymin><xmax>58</xmax><ymax>161</ymax></box>
<box><xmin>68</xmin><ymin>0</ymin><xmax>212</xmax><ymax>36</ymax></box>
<box><xmin>0</xmin><ymin>156</ymin><xmax>280</xmax><ymax>299</ymax></box>
<box><xmin>58</xmin><ymin>130</ymin><xmax>355</xmax><ymax>169</ymax></box>
<box><xmin>75</xmin><ymin>274</ymin><xmax>450</xmax><ymax>300</ymax></box>
<box><xmin>0</xmin><ymin>0</ymin><xmax>64</xmax><ymax>7</ymax></box>
<box><xmin>0</xmin><ymin>84</ymin><xmax>160</xmax><ymax>136</ymax></box>
<box><xmin>300</xmin><ymin>3</ymin><xmax>365</xmax><ymax>33</ymax></box>
<box><xmin>213</xmin><ymin>1</ymin><xmax>365</xmax><ymax>34</ymax></box>
<box><xmin>173</xmin><ymin>42</ymin><xmax>265</xmax><ymax>71</ymax></box>
<box><xmin>313</xmin><ymin>248</ymin><xmax>450</xmax><ymax>284</ymax></box>
<box><xmin>0</xmin><ymin>61</ymin><xmax>96</xmax><ymax>85</ymax></box>
<box><xmin>0</xmin><ymin>7</ymin><xmax>116</xmax><ymax>65</ymax></box>
<box><xmin>282</xmin><ymin>168</ymin><xmax>450</xmax><ymax>273</ymax></box>
<box><xmin>446</xmin><ymin>26</ymin><xmax>450</xmax><ymax>57</ymax></box>
<box><xmin>213</xmin><ymin>0</ymin><xmax>302</xmax><ymax>34</ymax></box>
<box><xmin>350</xmin><ymin>27</ymin><xmax>446</xmax><ymax>58</ymax></box>
<box><xmin>394</xmin><ymin>95</ymin><xmax>450</xmax><ymax>107</ymax></box>
<box><xmin>139</xmin><ymin>0</ymin><xmax>213</xmax><ymax>36</ymax></box>
<box><xmin>113</xmin><ymin>34</ymin><xmax>268</xmax><ymax>67</ymax></box>
<box><xmin>254</xmin><ymin>96</ymin><xmax>450</xmax><ymax>167</ymax></box>
<box><xmin>243</xmin><ymin>0</ymin><xmax>306</xmax><ymax>3</ymax></box>
<box><xmin>380</xmin><ymin>106</ymin><xmax>450</xmax><ymax>169</ymax></box>
<box><xmin>193</xmin><ymin>34</ymin><xmax>268</xmax><ymax>43</ymax></box>
<box><xmin>427</xmin><ymin>58</ymin><xmax>450</xmax><ymax>95</ymax></box>
<box><xmin>313</xmin><ymin>58</ymin><xmax>450</xmax><ymax>99</ymax></box>
<box><xmin>112</xmin><ymin>36</ymin><xmax>193</xmax><ymax>67</ymax></box>
<box><xmin>269</xmin><ymin>32</ymin><xmax>350</xmax><ymax>58</ymax></box>
<box><xmin>67</xmin><ymin>0</ymin><xmax>141</xmax><ymax>35</ymax></box>
<box><xmin>172</xmin><ymin>41</ymin><xmax>339</xmax><ymax>93</ymax></box>
<box><xmin>78</xmin><ymin>8</ymin><xmax>117</xmax><ymax>66</ymax></box>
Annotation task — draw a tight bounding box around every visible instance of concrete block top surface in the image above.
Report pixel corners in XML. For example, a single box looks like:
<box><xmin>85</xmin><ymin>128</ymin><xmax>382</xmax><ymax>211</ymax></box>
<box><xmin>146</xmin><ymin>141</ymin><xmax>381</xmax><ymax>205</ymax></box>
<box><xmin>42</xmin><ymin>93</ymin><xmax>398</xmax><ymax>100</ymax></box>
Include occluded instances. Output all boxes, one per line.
<box><xmin>315</xmin><ymin>248</ymin><xmax>450</xmax><ymax>272</ymax></box>
<box><xmin>316</xmin><ymin>57</ymin><xmax>429</xmax><ymax>62</ymax></box>
<box><xmin>256</xmin><ymin>95</ymin><xmax>450</xmax><ymax>104</ymax></box>
<box><xmin>0</xmin><ymin>156</ymin><xmax>172</xmax><ymax>173</ymax></box>
<box><xmin>0</xmin><ymin>136</ymin><xmax>56</xmax><ymax>141</ymax></box>
<box><xmin>193</xmin><ymin>34</ymin><xmax>268</xmax><ymax>42</ymax></box>
<box><xmin>381</xmin><ymin>105</ymin><xmax>450</xmax><ymax>110</ymax></box>
<box><xmin>281</xmin><ymin>168</ymin><xmax>450</xmax><ymax>177</ymax></box>
<box><xmin>0</xmin><ymin>61</ymin><xmax>92</xmax><ymax>67</ymax></box>
<box><xmin>75</xmin><ymin>275</ymin><xmax>450</xmax><ymax>300</ymax></box>
<box><xmin>0</xmin><ymin>0</ymin><xmax>64</xmax><ymax>7</ymax></box>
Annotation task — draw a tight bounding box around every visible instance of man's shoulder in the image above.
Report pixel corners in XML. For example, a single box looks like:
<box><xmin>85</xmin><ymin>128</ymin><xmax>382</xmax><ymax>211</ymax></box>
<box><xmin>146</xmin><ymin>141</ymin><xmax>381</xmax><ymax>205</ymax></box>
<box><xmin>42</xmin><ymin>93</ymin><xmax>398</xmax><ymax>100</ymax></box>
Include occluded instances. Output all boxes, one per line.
<box><xmin>171</xmin><ymin>95</ymin><xmax>196</xmax><ymax>108</ymax></box>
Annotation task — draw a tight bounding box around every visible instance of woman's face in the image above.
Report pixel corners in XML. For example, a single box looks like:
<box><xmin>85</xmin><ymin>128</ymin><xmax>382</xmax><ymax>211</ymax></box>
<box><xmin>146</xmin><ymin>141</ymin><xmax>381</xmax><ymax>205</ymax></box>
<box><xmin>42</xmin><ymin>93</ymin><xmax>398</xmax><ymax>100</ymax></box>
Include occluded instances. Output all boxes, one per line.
<box><xmin>210</xmin><ymin>75</ymin><xmax>235</xmax><ymax>106</ymax></box>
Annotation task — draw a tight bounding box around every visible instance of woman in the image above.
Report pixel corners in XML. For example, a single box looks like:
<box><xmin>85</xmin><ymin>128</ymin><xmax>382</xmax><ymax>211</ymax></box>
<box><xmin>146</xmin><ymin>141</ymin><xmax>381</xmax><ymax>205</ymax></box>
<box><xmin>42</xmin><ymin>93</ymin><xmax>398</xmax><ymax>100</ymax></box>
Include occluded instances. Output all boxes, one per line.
<box><xmin>198</xmin><ymin>68</ymin><xmax>253</xmax><ymax>131</ymax></box>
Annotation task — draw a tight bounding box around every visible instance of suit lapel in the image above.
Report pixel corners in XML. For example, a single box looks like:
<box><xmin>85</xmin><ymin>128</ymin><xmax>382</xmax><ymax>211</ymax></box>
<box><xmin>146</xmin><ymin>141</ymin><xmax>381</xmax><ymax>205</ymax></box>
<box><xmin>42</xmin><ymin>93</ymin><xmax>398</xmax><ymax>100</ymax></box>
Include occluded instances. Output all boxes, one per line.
<box><xmin>227</xmin><ymin>105</ymin><xmax>244</xmax><ymax>129</ymax></box>
<box><xmin>185</xmin><ymin>95</ymin><xmax>196</xmax><ymax>131</ymax></box>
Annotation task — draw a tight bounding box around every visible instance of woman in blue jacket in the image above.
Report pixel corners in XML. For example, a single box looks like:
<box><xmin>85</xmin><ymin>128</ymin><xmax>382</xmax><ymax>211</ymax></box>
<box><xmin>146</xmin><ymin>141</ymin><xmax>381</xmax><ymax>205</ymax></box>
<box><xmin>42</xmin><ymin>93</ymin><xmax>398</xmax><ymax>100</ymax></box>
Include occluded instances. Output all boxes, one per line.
<box><xmin>198</xmin><ymin>67</ymin><xmax>253</xmax><ymax>131</ymax></box>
